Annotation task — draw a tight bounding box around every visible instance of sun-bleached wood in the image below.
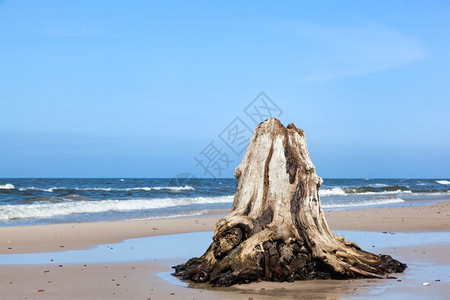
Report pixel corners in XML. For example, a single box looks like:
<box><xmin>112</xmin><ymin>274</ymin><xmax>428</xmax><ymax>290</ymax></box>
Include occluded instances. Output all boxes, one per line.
<box><xmin>173</xmin><ymin>118</ymin><xmax>406</xmax><ymax>286</ymax></box>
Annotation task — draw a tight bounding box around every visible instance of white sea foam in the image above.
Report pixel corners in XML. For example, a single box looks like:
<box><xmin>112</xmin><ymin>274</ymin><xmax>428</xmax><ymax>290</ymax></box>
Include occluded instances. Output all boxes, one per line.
<box><xmin>79</xmin><ymin>187</ymin><xmax>113</xmax><ymax>191</ymax></box>
<box><xmin>0</xmin><ymin>183</ymin><xmax>15</xmax><ymax>190</ymax></box>
<box><xmin>348</xmin><ymin>190</ymin><xmax>412</xmax><ymax>195</ymax></box>
<box><xmin>323</xmin><ymin>198</ymin><xmax>405</xmax><ymax>209</ymax></box>
<box><xmin>436</xmin><ymin>180</ymin><xmax>450</xmax><ymax>185</ymax></box>
<box><xmin>319</xmin><ymin>187</ymin><xmax>411</xmax><ymax>196</ymax></box>
<box><xmin>0</xmin><ymin>195</ymin><xmax>233</xmax><ymax>221</ymax></box>
<box><xmin>19</xmin><ymin>187</ymin><xmax>64</xmax><ymax>192</ymax></box>
<box><xmin>126</xmin><ymin>186</ymin><xmax>195</xmax><ymax>191</ymax></box>
<box><xmin>18</xmin><ymin>186</ymin><xmax>195</xmax><ymax>192</ymax></box>
<box><xmin>319</xmin><ymin>187</ymin><xmax>346</xmax><ymax>196</ymax></box>
<box><xmin>319</xmin><ymin>187</ymin><xmax>412</xmax><ymax>197</ymax></box>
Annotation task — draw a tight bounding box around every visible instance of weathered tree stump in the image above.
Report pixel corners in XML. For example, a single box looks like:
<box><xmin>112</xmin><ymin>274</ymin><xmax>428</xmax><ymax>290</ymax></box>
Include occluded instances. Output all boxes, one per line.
<box><xmin>173</xmin><ymin>118</ymin><xmax>406</xmax><ymax>287</ymax></box>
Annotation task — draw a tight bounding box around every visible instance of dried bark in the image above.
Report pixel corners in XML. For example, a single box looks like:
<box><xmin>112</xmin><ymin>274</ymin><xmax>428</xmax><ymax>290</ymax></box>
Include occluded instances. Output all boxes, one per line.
<box><xmin>173</xmin><ymin>118</ymin><xmax>406</xmax><ymax>287</ymax></box>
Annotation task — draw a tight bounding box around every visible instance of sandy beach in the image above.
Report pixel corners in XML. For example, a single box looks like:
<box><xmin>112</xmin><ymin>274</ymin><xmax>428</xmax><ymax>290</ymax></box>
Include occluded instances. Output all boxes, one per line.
<box><xmin>3</xmin><ymin>0</ymin><xmax>449</xmax><ymax>298</ymax></box>
<box><xmin>1</xmin><ymin>200</ymin><xmax>449</xmax><ymax>299</ymax></box>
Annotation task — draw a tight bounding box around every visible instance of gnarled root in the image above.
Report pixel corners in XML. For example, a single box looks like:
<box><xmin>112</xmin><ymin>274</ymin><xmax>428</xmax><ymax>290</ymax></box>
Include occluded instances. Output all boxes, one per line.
<box><xmin>172</xmin><ymin>223</ymin><xmax>406</xmax><ymax>287</ymax></box>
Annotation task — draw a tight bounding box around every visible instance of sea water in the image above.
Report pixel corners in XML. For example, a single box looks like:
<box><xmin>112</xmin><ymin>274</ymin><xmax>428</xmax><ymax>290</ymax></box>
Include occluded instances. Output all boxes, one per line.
<box><xmin>1</xmin><ymin>231</ymin><xmax>449</xmax><ymax>265</ymax></box>
<box><xmin>0</xmin><ymin>178</ymin><xmax>448</xmax><ymax>226</ymax></box>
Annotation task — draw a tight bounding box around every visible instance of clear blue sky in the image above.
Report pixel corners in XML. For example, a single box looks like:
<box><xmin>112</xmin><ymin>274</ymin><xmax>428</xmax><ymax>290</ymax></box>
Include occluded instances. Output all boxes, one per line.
<box><xmin>1</xmin><ymin>0</ymin><xmax>449</xmax><ymax>178</ymax></box>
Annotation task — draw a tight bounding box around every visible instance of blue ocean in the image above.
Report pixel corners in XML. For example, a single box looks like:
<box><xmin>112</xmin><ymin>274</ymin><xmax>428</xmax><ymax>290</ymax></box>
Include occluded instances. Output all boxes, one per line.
<box><xmin>0</xmin><ymin>178</ymin><xmax>449</xmax><ymax>227</ymax></box>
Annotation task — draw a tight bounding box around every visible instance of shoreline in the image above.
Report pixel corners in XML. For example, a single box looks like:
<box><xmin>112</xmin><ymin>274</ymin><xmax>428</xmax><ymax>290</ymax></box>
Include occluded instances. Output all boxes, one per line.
<box><xmin>1</xmin><ymin>200</ymin><xmax>449</xmax><ymax>255</ymax></box>
<box><xmin>1</xmin><ymin>201</ymin><xmax>449</xmax><ymax>299</ymax></box>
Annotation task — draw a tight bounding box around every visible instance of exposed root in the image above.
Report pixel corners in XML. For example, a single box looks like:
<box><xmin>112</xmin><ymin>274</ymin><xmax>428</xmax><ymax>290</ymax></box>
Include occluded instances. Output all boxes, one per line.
<box><xmin>173</xmin><ymin>226</ymin><xmax>406</xmax><ymax>286</ymax></box>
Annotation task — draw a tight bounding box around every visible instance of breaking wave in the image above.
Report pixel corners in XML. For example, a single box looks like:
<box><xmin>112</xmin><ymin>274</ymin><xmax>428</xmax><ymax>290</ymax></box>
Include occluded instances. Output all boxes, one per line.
<box><xmin>17</xmin><ymin>186</ymin><xmax>195</xmax><ymax>193</ymax></box>
<box><xmin>323</xmin><ymin>198</ymin><xmax>405</xmax><ymax>209</ymax></box>
<box><xmin>0</xmin><ymin>195</ymin><xmax>233</xmax><ymax>222</ymax></box>
<box><xmin>436</xmin><ymin>180</ymin><xmax>450</xmax><ymax>185</ymax></box>
<box><xmin>9</xmin><ymin>184</ymin><xmax>445</xmax><ymax>196</ymax></box>
<box><xmin>319</xmin><ymin>187</ymin><xmax>346</xmax><ymax>196</ymax></box>
<box><xmin>0</xmin><ymin>184</ymin><xmax>15</xmax><ymax>190</ymax></box>
<box><xmin>319</xmin><ymin>187</ymin><xmax>412</xmax><ymax>196</ymax></box>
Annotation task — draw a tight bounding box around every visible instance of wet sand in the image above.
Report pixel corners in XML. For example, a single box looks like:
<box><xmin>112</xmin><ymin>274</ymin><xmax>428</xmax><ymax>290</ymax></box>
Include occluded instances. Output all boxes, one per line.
<box><xmin>2</xmin><ymin>201</ymin><xmax>449</xmax><ymax>255</ymax></box>
<box><xmin>1</xmin><ymin>200</ymin><xmax>449</xmax><ymax>299</ymax></box>
<box><xmin>2</xmin><ymin>245</ymin><xmax>449</xmax><ymax>300</ymax></box>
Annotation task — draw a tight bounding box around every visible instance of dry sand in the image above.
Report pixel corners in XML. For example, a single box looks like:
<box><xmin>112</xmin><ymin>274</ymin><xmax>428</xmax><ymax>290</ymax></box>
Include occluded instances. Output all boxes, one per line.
<box><xmin>1</xmin><ymin>200</ymin><xmax>449</xmax><ymax>299</ymax></box>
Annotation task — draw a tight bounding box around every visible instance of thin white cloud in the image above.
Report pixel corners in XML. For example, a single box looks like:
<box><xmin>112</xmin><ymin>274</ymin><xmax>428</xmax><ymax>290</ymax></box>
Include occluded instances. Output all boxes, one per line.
<box><xmin>292</xmin><ymin>20</ymin><xmax>427</xmax><ymax>81</ymax></box>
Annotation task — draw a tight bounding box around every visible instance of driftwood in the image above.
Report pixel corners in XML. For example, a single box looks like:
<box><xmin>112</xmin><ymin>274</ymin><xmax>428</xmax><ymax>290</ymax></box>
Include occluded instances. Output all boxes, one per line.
<box><xmin>173</xmin><ymin>118</ymin><xmax>406</xmax><ymax>287</ymax></box>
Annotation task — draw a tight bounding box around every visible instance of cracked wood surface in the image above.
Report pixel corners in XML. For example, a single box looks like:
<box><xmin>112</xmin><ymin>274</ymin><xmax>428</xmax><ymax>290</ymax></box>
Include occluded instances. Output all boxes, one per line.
<box><xmin>173</xmin><ymin>118</ymin><xmax>406</xmax><ymax>286</ymax></box>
